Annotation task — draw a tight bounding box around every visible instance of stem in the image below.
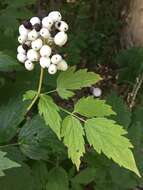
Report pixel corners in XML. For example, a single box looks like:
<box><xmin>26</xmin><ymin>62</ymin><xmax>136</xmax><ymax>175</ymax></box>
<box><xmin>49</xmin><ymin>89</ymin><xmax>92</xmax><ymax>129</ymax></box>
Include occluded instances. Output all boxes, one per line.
<box><xmin>27</xmin><ymin>68</ymin><xmax>44</xmax><ymax>112</ymax></box>
<box><xmin>44</xmin><ymin>89</ymin><xmax>57</xmax><ymax>94</ymax></box>
<box><xmin>0</xmin><ymin>143</ymin><xmax>19</xmax><ymax>149</ymax></box>
<box><xmin>59</xmin><ymin>106</ymin><xmax>86</xmax><ymax>123</ymax></box>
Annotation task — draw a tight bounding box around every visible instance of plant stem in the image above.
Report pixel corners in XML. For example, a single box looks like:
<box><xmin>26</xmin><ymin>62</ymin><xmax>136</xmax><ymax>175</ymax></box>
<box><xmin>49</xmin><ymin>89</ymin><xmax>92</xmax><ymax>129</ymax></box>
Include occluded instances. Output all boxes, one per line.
<box><xmin>0</xmin><ymin>143</ymin><xmax>19</xmax><ymax>149</ymax></box>
<box><xmin>59</xmin><ymin>106</ymin><xmax>86</xmax><ymax>123</ymax></box>
<box><xmin>27</xmin><ymin>68</ymin><xmax>44</xmax><ymax>112</ymax></box>
<box><xmin>44</xmin><ymin>89</ymin><xmax>57</xmax><ymax>94</ymax></box>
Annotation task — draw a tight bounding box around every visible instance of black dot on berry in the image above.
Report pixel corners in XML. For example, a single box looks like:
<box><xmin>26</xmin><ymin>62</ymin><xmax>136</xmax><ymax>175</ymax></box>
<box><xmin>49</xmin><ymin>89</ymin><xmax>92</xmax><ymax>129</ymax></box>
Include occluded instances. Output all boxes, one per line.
<box><xmin>23</xmin><ymin>20</ymin><xmax>32</xmax><ymax>29</ymax></box>
<box><xmin>57</xmin><ymin>22</ymin><xmax>61</xmax><ymax>27</ymax></box>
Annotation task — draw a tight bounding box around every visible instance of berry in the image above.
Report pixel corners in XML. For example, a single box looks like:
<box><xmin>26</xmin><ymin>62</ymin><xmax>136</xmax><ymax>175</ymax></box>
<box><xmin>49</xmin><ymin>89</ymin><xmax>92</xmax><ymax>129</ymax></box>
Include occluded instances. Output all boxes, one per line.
<box><xmin>22</xmin><ymin>44</ymin><xmax>29</xmax><ymax>51</ymax></box>
<box><xmin>42</xmin><ymin>16</ymin><xmax>53</xmax><ymax>30</ymax></box>
<box><xmin>48</xmin><ymin>64</ymin><xmax>57</xmax><ymax>74</ymax></box>
<box><xmin>55</xmin><ymin>21</ymin><xmax>69</xmax><ymax>32</ymax></box>
<box><xmin>27</xmin><ymin>49</ymin><xmax>39</xmax><ymax>62</ymax></box>
<box><xmin>92</xmin><ymin>87</ymin><xmax>102</xmax><ymax>97</ymax></box>
<box><xmin>18</xmin><ymin>35</ymin><xmax>27</xmax><ymax>44</ymax></box>
<box><xmin>34</xmin><ymin>23</ymin><xmax>42</xmax><ymax>32</ymax></box>
<box><xmin>32</xmin><ymin>38</ymin><xmax>43</xmax><ymax>51</ymax></box>
<box><xmin>57</xmin><ymin>60</ymin><xmax>68</xmax><ymax>71</ymax></box>
<box><xmin>48</xmin><ymin>11</ymin><xmax>62</xmax><ymax>22</ymax></box>
<box><xmin>30</xmin><ymin>17</ymin><xmax>41</xmax><ymax>26</ymax></box>
<box><xmin>17</xmin><ymin>45</ymin><xmax>26</xmax><ymax>54</ymax></box>
<box><xmin>51</xmin><ymin>54</ymin><xmax>62</xmax><ymax>64</ymax></box>
<box><xmin>40</xmin><ymin>45</ymin><xmax>51</xmax><ymax>57</ymax></box>
<box><xmin>17</xmin><ymin>53</ymin><xmax>27</xmax><ymax>63</ymax></box>
<box><xmin>25</xmin><ymin>41</ymin><xmax>31</xmax><ymax>46</ymax></box>
<box><xmin>23</xmin><ymin>20</ymin><xmax>32</xmax><ymax>29</ymax></box>
<box><xmin>40</xmin><ymin>57</ymin><xmax>51</xmax><ymax>68</ymax></box>
<box><xmin>40</xmin><ymin>28</ymin><xmax>51</xmax><ymax>38</ymax></box>
<box><xmin>28</xmin><ymin>30</ymin><xmax>39</xmax><ymax>41</ymax></box>
<box><xmin>25</xmin><ymin>60</ymin><xmax>34</xmax><ymax>71</ymax></box>
<box><xmin>19</xmin><ymin>25</ymin><xmax>29</xmax><ymax>36</ymax></box>
<box><xmin>54</xmin><ymin>32</ymin><xmax>68</xmax><ymax>47</ymax></box>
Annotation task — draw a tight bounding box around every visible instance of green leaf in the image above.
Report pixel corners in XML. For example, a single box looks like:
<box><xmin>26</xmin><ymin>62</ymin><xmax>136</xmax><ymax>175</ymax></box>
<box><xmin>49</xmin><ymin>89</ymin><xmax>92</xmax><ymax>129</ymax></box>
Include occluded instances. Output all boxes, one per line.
<box><xmin>0</xmin><ymin>151</ymin><xmax>20</xmax><ymax>176</ymax></box>
<box><xmin>74</xmin><ymin>97</ymin><xmax>116</xmax><ymax>118</ymax></box>
<box><xmin>62</xmin><ymin>116</ymin><xmax>85</xmax><ymax>170</ymax></box>
<box><xmin>72</xmin><ymin>167</ymin><xmax>96</xmax><ymax>185</ymax></box>
<box><xmin>46</xmin><ymin>167</ymin><xmax>69</xmax><ymax>190</ymax></box>
<box><xmin>57</xmin><ymin>67</ymin><xmax>102</xmax><ymax>99</ymax></box>
<box><xmin>0</xmin><ymin>52</ymin><xmax>22</xmax><ymax>72</ymax></box>
<box><xmin>23</xmin><ymin>90</ymin><xmax>37</xmax><ymax>101</ymax></box>
<box><xmin>38</xmin><ymin>94</ymin><xmax>62</xmax><ymax>139</ymax></box>
<box><xmin>85</xmin><ymin>118</ymin><xmax>140</xmax><ymax>177</ymax></box>
<box><xmin>0</xmin><ymin>96</ymin><xmax>29</xmax><ymax>143</ymax></box>
<box><xmin>19</xmin><ymin>115</ymin><xmax>65</xmax><ymax>160</ymax></box>
<box><xmin>107</xmin><ymin>92</ymin><xmax>131</xmax><ymax>129</ymax></box>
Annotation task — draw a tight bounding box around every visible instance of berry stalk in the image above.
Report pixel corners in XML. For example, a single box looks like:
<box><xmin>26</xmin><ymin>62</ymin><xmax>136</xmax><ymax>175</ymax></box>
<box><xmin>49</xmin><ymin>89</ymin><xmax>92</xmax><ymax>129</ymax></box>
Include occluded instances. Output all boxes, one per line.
<box><xmin>27</xmin><ymin>67</ymin><xmax>44</xmax><ymax>111</ymax></box>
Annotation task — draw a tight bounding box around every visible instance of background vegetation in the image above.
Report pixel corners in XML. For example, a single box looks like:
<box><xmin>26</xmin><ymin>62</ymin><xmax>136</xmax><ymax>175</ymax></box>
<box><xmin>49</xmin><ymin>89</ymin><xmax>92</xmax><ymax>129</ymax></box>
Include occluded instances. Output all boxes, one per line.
<box><xmin>0</xmin><ymin>0</ymin><xmax>143</xmax><ymax>189</ymax></box>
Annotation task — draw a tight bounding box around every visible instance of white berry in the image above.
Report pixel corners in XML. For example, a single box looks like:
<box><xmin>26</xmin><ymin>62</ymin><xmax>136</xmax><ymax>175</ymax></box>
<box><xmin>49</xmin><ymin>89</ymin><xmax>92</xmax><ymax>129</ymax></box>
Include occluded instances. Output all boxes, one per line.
<box><xmin>25</xmin><ymin>41</ymin><xmax>31</xmax><ymax>46</ymax></box>
<box><xmin>57</xmin><ymin>60</ymin><xmax>68</xmax><ymax>71</ymax></box>
<box><xmin>48</xmin><ymin>11</ymin><xmax>62</xmax><ymax>22</ymax></box>
<box><xmin>51</xmin><ymin>54</ymin><xmax>62</xmax><ymax>65</ymax></box>
<box><xmin>40</xmin><ymin>57</ymin><xmax>51</xmax><ymax>68</ymax></box>
<box><xmin>19</xmin><ymin>25</ymin><xmax>29</xmax><ymax>36</ymax></box>
<box><xmin>17</xmin><ymin>53</ymin><xmax>27</xmax><ymax>63</ymax></box>
<box><xmin>92</xmin><ymin>87</ymin><xmax>102</xmax><ymax>97</ymax></box>
<box><xmin>55</xmin><ymin>21</ymin><xmax>69</xmax><ymax>32</ymax></box>
<box><xmin>48</xmin><ymin>64</ymin><xmax>57</xmax><ymax>74</ymax></box>
<box><xmin>32</xmin><ymin>38</ymin><xmax>43</xmax><ymax>51</ymax></box>
<box><xmin>28</xmin><ymin>30</ymin><xmax>39</xmax><ymax>41</ymax></box>
<box><xmin>40</xmin><ymin>28</ymin><xmax>51</xmax><ymax>38</ymax></box>
<box><xmin>25</xmin><ymin>60</ymin><xmax>34</xmax><ymax>71</ymax></box>
<box><xmin>18</xmin><ymin>35</ymin><xmax>27</xmax><ymax>44</ymax></box>
<box><xmin>42</xmin><ymin>16</ymin><xmax>53</xmax><ymax>30</ymax></box>
<box><xmin>54</xmin><ymin>32</ymin><xmax>68</xmax><ymax>47</ymax></box>
<box><xmin>30</xmin><ymin>17</ymin><xmax>41</xmax><ymax>26</ymax></box>
<box><xmin>17</xmin><ymin>45</ymin><xmax>26</xmax><ymax>54</ymax></box>
<box><xmin>27</xmin><ymin>49</ymin><xmax>39</xmax><ymax>62</ymax></box>
<box><xmin>40</xmin><ymin>45</ymin><xmax>51</xmax><ymax>57</ymax></box>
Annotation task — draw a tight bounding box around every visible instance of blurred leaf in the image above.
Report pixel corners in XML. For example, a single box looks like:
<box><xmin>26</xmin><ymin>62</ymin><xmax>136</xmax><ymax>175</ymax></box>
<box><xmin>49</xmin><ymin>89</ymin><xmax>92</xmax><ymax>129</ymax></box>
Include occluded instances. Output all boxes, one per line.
<box><xmin>57</xmin><ymin>67</ymin><xmax>102</xmax><ymax>99</ymax></box>
<box><xmin>72</xmin><ymin>167</ymin><xmax>96</xmax><ymax>185</ymax></box>
<box><xmin>0</xmin><ymin>96</ymin><xmax>28</xmax><ymax>143</ymax></box>
<box><xmin>107</xmin><ymin>92</ymin><xmax>131</xmax><ymax>129</ymax></box>
<box><xmin>38</xmin><ymin>94</ymin><xmax>62</xmax><ymax>139</ymax></box>
<box><xmin>0</xmin><ymin>151</ymin><xmax>20</xmax><ymax>176</ymax></box>
<box><xmin>62</xmin><ymin>116</ymin><xmax>85</xmax><ymax>170</ymax></box>
<box><xmin>85</xmin><ymin>118</ymin><xmax>140</xmax><ymax>177</ymax></box>
<box><xmin>46</xmin><ymin>167</ymin><xmax>69</xmax><ymax>190</ymax></box>
<box><xmin>19</xmin><ymin>115</ymin><xmax>65</xmax><ymax>160</ymax></box>
<box><xmin>0</xmin><ymin>52</ymin><xmax>22</xmax><ymax>72</ymax></box>
<box><xmin>74</xmin><ymin>97</ymin><xmax>116</xmax><ymax>118</ymax></box>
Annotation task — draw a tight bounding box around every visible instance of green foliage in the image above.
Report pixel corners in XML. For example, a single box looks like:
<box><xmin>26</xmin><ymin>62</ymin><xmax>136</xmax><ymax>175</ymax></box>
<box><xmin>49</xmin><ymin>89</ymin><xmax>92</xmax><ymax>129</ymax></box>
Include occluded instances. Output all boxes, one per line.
<box><xmin>85</xmin><ymin>118</ymin><xmax>140</xmax><ymax>177</ymax></box>
<box><xmin>62</xmin><ymin>116</ymin><xmax>85</xmax><ymax>170</ymax></box>
<box><xmin>46</xmin><ymin>167</ymin><xmax>69</xmax><ymax>190</ymax></box>
<box><xmin>38</xmin><ymin>94</ymin><xmax>62</xmax><ymax>139</ymax></box>
<box><xmin>23</xmin><ymin>90</ymin><xmax>37</xmax><ymax>101</ymax></box>
<box><xmin>74</xmin><ymin>97</ymin><xmax>116</xmax><ymax>118</ymax></box>
<box><xmin>0</xmin><ymin>151</ymin><xmax>20</xmax><ymax>176</ymax></box>
<box><xmin>57</xmin><ymin>67</ymin><xmax>101</xmax><ymax>99</ymax></box>
<box><xmin>0</xmin><ymin>96</ymin><xmax>28</xmax><ymax>143</ymax></box>
<box><xmin>0</xmin><ymin>52</ymin><xmax>21</xmax><ymax>72</ymax></box>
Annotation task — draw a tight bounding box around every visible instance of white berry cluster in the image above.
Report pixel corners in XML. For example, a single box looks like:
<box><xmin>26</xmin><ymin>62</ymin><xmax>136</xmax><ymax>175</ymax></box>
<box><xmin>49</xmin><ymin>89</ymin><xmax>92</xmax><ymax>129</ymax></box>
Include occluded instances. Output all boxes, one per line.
<box><xmin>17</xmin><ymin>11</ymin><xmax>69</xmax><ymax>74</ymax></box>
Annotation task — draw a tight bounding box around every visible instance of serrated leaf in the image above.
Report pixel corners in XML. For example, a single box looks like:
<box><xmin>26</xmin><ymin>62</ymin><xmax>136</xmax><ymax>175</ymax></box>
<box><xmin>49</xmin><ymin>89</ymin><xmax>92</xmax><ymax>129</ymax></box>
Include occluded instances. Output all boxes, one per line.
<box><xmin>0</xmin><ymin>52</ymin><xmax>22</xmax><ymax>72</ymax></box>
<box><xmin>19</xmin><ymin>115</ymin><xmax>65</xmax><ymax>160</ymax></box>
<box><xmin>0</xmin><ymin>96</ymin><xmax>29</xmax><ymax>143</ymax></box>
<box><xmin>107</xmin><ymin>92</ymin><xmax>131</xmax><ymax>129</ymax></box>
<box><xmin>74</xmin><ymin>97</ymin><xmax>116</xmax><ymax>118</ymax></box>
<box><xmin>46</xmin><ymin>167</ymin><xmax>69</xmax><ymax>190</ymax></box>
<box><xmin>72</xmin><ymin>167</ymin><xmax>96</xmax><ymax>185</ymax></box>
<box><xmin>23</xmin><ymin>90</ymin><xmax>37</xmax><ymax>101</ymax></box>
<box><xmin>0</xmin><ymin>151</ymin><xmax>20</xmax><ymax>176</ymax></box>
<box><xmin>62</xmin><ymin>116</ymin><xmax>85</xmax><ymax>170</ymax></box>
<box><xmin>57</xmin><ymin>67</ymin><xmax>102</xmax><ymax>99</ymax></box>
<box><xmin>38</xmin><ymin>94</ymin><xmax>62</xmax><ymax>139</ymax></box>
<box><xmin>85</xmin><ymin>118</ymin><xmax>140</xmax><ymax>177</ymax></box>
